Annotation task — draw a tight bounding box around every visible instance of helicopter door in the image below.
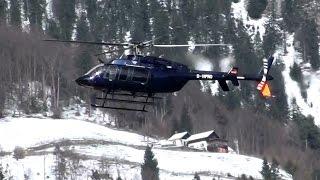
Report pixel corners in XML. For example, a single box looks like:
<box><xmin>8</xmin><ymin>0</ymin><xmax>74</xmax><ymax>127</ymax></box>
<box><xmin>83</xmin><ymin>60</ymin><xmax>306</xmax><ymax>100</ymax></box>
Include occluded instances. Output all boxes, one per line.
<box><xmin>132</xmin><ymin>68</ymin><xmax>149</xmax><ymax>84</ymax></box>
<box><xmin>119</xmin><ymin>66</ymin><xmax>130</xmax><ymax>81</ymax></box>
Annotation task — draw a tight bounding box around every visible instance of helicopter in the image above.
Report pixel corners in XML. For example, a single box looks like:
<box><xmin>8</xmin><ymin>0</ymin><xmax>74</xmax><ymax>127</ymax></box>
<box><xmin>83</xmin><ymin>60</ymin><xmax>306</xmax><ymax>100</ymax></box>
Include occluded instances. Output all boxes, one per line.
<box><xmin>45</xmin><ymin>39</ymin><xmax>274</xmax><ymax>112</ymax></box>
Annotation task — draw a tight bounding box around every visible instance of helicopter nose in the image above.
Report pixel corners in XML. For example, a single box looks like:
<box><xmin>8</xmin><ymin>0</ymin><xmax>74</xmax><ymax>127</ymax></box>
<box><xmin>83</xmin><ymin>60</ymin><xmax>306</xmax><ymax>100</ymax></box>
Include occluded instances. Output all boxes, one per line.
<box><xmin>75</xmin><ymin>75</ymin><xmax>91</xmax><ymax>86</ymax></box>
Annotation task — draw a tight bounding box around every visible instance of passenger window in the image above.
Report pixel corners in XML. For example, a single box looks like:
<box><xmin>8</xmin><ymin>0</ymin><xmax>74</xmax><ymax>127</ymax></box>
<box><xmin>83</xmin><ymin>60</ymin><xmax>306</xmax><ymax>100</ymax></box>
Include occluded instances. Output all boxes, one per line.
<box><xmin>132</xmin><ymin>68</ymin><xmax>149</xmax><ymax>83</ymax></box>
<box><xmin>119</xmin><ymin>67</ymin><xmax>129</xmax><ymax>81</ymax></box>
<box><xmin>107</xmin><ymin>66</ymin><xmax>118</xmax><ymax>81</ymax></box>
<box><xmin>103</xmin><ymin>68</ymin><xmax>109</xmax><ymax>79</ymax></box>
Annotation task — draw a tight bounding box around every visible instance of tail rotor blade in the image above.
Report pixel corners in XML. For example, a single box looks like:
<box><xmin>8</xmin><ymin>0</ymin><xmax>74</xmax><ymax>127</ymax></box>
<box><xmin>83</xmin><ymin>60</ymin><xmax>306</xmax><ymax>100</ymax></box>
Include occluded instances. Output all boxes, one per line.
<box><xmin>261</xmin><ymin>83</ymin><xmax>272</xmax><ymax>98</ymax></box>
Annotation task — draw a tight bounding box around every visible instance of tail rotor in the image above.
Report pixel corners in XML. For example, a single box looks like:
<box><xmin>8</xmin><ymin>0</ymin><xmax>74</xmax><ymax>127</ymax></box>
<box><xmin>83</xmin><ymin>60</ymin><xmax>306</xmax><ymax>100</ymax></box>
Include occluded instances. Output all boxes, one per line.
<box><xmin>257</xmin><ymin>56</ymin><xmax>274</xmax><ymax>98</ymax></box>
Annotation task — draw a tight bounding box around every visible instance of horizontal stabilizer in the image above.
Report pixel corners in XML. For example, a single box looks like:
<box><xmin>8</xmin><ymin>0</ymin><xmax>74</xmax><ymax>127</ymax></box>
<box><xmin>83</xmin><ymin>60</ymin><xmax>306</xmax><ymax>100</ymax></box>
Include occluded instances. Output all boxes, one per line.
<box><xmin>228</xmin><ymin>67</ymin><xmax>238</xmax><ymax>75</ymax></box>
<box><xmin>218</xmin><ymin>80</ymin><xmax>229</xmax><ymax>91</ymax></box>
<box><xmin>228</xmin><ymin>67</ymin><xmax>239</xmax><ymax>86</ymax></box>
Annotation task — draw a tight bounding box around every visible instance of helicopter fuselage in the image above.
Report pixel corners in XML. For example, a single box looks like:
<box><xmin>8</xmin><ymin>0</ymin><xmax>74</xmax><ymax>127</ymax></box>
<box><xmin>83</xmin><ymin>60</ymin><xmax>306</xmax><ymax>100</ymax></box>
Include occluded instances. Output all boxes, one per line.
<box><xmin>76</xmin><ymin>55</ymin><xmax>195</xmax><ymax>94</ymax></box>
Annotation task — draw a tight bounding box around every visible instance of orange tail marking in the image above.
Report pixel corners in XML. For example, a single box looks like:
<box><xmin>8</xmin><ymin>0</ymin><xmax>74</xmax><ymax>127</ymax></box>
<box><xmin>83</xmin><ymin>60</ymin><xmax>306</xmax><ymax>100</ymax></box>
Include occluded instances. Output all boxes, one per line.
<box><xmin>261</xmin><ymin>83</ymin><xmax>271</xmax><ymax>98</ymax></box>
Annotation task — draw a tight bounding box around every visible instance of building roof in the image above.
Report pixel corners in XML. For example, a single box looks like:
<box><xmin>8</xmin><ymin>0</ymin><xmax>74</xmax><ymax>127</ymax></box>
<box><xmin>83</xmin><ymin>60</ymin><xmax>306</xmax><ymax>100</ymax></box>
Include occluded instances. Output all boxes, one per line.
<box><xmin>186</xmin><ymin>130</ymin><xmax>218</xmax><ymax>142</ymax></box>
<box><xmin>168</xmin><ymin>131</ymin><xmax>190</xmax><ymax>141</ymax></box>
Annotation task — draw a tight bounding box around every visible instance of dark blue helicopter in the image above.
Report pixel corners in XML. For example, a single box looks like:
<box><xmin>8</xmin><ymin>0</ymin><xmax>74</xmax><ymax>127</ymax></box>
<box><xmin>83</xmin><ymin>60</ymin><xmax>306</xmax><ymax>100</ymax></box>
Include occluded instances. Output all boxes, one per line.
<box><xmin>45</xmin><ymin>39</ymin><xmax>274</xmax><ymax>112</ymax></box>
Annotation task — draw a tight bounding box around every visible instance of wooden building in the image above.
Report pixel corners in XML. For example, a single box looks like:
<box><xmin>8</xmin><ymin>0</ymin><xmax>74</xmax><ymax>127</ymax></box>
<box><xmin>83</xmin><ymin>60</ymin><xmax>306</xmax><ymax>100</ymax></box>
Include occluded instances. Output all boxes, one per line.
<box><xmin>186</xmin><ymin>130</ymin><xmax>228</xmax><ymax>153</ymax></box>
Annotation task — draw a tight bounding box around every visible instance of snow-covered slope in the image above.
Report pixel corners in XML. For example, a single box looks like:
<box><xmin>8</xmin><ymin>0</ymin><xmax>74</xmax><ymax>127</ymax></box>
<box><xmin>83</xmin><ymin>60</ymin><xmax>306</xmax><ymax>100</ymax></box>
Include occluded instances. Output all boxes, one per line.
<box><xmin>0</xmin><ymin>117</ymin><xmax>292</xmax><ymax>180</ymax></box>
<box><xmin>279</xmin><ymin>34</ymin><xmax>320</xmax><ymax>125</ymax></box>
<box><xmin>232</xmin><ymin>0</ymin><xmax>320</xmax><ymax>125</ymax></box>
<box><xmin>0</xmin><ymin>117</ymin><xmax>152</xmax><ymax>152</ymax></box>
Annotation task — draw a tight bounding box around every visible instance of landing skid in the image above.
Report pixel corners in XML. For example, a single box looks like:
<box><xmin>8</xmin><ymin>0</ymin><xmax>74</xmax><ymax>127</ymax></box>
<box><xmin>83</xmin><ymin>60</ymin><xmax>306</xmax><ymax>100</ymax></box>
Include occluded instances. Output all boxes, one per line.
<box><xmin>91</xmin><ymin>91</ymin><xmax>156</xmax><ymax>112</ymax></box>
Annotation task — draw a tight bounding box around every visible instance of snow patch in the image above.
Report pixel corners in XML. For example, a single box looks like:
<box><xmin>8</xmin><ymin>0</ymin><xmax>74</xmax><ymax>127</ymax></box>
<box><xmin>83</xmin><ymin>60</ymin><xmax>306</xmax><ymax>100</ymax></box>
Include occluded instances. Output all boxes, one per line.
<box><xmin>231</xmin><ymin>0</ymin><xmax>268</xmax><ymax>40</ymax></box>
<box><xmin>45</xmin><ymin>0</ymin><xmax>53</xmax><ymax>19</ymax></box>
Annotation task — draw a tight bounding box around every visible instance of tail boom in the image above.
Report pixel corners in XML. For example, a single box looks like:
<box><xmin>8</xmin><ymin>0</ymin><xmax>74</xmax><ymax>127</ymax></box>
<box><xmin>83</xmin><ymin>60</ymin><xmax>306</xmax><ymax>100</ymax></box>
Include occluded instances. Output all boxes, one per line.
<box><xmin>187</xmin><ymin>56</ymin><xmax>274</xmax><ymax>95</ymax></box>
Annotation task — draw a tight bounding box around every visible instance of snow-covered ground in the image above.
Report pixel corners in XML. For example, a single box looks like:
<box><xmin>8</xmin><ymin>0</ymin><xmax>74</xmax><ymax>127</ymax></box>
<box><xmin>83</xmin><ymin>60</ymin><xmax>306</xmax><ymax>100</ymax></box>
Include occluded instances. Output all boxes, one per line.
<box><xmin>279</xmin><ymin>34</ymin><xmax>320</xmax><ymax>125</ymax></box>
<box><xmin>0</xmin><ymin>117</ymin><xmax>292</xmax><ymax>180</ymax></box>
<box><xmin>0</xmin><ymin>118</ymin><xmax>152</xmax><ymax>152</ymax></box>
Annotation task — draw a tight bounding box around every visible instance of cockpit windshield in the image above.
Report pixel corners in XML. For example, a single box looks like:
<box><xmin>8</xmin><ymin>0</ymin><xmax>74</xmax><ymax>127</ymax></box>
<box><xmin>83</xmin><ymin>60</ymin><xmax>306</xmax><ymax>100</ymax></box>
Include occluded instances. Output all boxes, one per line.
<box><xmin>85</xmin><ymin>64</ymin><xmax>105</xmax><ymax>78</ymax></box>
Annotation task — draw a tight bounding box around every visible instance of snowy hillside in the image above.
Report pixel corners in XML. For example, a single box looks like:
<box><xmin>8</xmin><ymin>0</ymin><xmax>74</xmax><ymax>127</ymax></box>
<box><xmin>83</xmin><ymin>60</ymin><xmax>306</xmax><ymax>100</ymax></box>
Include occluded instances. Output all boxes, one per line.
<box><xmin>279</xmin><ymin>34</ymin><xmax>320</xmax><ymax>125</ymax></box>
<box><xmin>0</xmin><ymin>116</ymin><xmax>292</xmax><ymax>180</ymax></box>
<box><xmin>232</xmin><ymin>0</ymin><xmax>320</xmax><ymax>125</ymax></box>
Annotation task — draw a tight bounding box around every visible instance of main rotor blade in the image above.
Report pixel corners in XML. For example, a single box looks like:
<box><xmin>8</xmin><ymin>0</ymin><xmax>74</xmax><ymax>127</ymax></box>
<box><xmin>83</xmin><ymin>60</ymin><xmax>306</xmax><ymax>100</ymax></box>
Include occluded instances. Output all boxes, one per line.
<box><xmin>94</xmin><ymin>47</ymin><xmax>132</xmax><ymax>56</ymax></box>
<box><xmin>153</xmin><ymin>44</ymin><xmax>231</xmax><ymax>47</ymax></box>
<box><xmin>44</xmin><ymin>39</ymin><xmax>129</xmax><ymax>46</ymax></box>
<box><xmin>142</xmin><ymin>35</ymin><xmax>166</xmax><ymax>46</ymax></box>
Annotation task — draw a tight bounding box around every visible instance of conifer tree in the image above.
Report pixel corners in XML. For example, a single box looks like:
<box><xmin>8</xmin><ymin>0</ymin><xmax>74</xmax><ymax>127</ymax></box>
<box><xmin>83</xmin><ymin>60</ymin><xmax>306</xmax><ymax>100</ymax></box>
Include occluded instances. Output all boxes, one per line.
<box><xmin>281</xmin><ymin>0</ymin><xmax>302</xmax><ymax>32</ymax></box>
<box><xmin>85</xmin><ymin>0</ymin><xmax>98</xmax><ymax>30</ymax></box>
<box><xmin>263</xmin><ymin>21</ymin><xmax>280</xmax><ymax>57</ymax></box>
<box><xmin>312</xmin><ymin>170</ymin><xmax>320</xmax><ymax>180</ymax></box>
<box><xmin>246</xmin><ymin>0</ymin><xmax>267</xmax><ymax>19</ymax></box>
<box><xmin>284</xmin><ymin>160</ymin><xmax>297</xmax><ymax>177</ymax></box>
<box><xmin>75</xmin><ymin>13</ymin><xmax>93</xmax><ymax>75</ymax></box>
<box><xmin>0</xmin><ymin>84</ymin><xmax>5</xmax><ymax>118</ymax></box>
<box><xmin>289</xmin><ymin>62</ymin><xmax>306</xmax><ymax>99</ymax></box>
<box><xmin>46</xmin><ymin>19</ymin><xmax>60</xmax><ymax>39</ymax></box>
<box><xmin>270</xmin><ymin>158</ymin><xmax>279</xmax><ymax>180</ymax></box>
<box><xmin>261</xmin><ymin>157</ymin><xmax>271</xmax><ymax>180</ymax></box>
<box><xmin>299</xmin><ymin>19</ymin><xmax>320</xmax><ymax>70</ymax></box>
<box><xmin>13</xmin><ymin>146</ymin><xmax>26</xmax><ymax>160</ymax></box>
<box><xmin>193</xmin><ymin>172</ymin><xmax>200</xmax><ymax>180</ymax></box>
<box><xmin>170</xmin><ymin>7</ymin><xmax>188</xmax><ymax>60</ymax></box>
<box><xmin>85</xmin><ymin>0</ymin><xmax>103</xmax><ymax>40</ymax></box>
<box><xmin>180</xmin><ymin>104</ymin><xmax>192</xmax><ymax>133</ymax></box>
<box><xmin>53</xmin><ymin>145</ymin><xmax>69</xmax><ymax>179</ymax></box>
<box><xmin>291</xmin><ymin>99</ymin><xmax>320</xmax><ymax>150</ymax></box>
<box><xmin>180</xmin><ymin>0</ymin><xmax>196</xmax><ymax>33</ymax></box>
<box><xmin>76</xmin><ymin>12</ymin><xmax>90</xmax><ymax>41</ymax></box>
<box><xmin>254</xmin><ymin>31</ymin><xmax>264</xmax><ymax>60</ymax></box>
<box><xmin>0</xmin><ymin>164</ymin><xmax>4</xmax><ymax>180</ymax></box>
<box><xmin>132</xmin><ymin>0</ymin><xmax>150</xmax><ymax>41</ymax></box>
<box><xmin>53</xmin><ymin>0</ymin><xmax>76</xmax><ymax>40</ymax></box>
<box><xmin>141</xmin><ymin>146</ymin><xmax>159</xmax><ymax>180</ymax></box>
<box><xmin>218</xmin><ymin>90</ymin><xmax>241</xmax><ymax>111</ymax></box>
<box><xmin>150</xmin><ymin>0</ymin><xmax>169</xmax><ymax>56</ymax></box>
<box><xmin>289</xmin><ymin>62</ymin><xmax>303</xmax><ymax>83</ymax></box>
<box><xmin>171</xmin><ymin>118</ymin><xmax>180</xmax><ymax>135</ymax></box>
<box><xmin>0</xmin><ymin>0</ymin><xmax>7</xmax><ymax>24</ymax></box>
<box><xmin>25</xmin><ymin>0</ymin><xmax>45</xmax><ymax>29</ymax></box>
<box><xmin>229</xmin><ymin>20</ymin><xmax>259</xmax><ymax>103</ymax></box>
<box><xmin>9</xmin><ymin>0</ymin><xmax>22</xmax><ymax>29</ymax></box>
<box><xmin>268</xmin><ymin>62</ymin><xmax>289</xmax><ymax>121</ymax></box>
